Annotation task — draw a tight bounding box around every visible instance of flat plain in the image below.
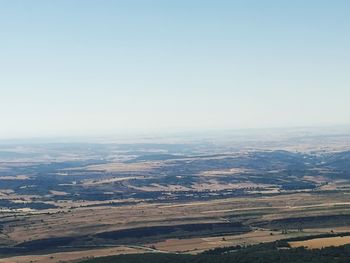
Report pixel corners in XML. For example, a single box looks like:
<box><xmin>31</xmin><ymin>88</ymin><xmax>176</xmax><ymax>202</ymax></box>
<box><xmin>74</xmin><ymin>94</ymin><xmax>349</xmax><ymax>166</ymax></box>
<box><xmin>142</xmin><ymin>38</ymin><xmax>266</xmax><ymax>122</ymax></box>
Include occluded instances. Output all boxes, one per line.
<box><xmin>1</xmin><ymin>129</ymin><xmax>350</xmax><ymax>262</ymax></box>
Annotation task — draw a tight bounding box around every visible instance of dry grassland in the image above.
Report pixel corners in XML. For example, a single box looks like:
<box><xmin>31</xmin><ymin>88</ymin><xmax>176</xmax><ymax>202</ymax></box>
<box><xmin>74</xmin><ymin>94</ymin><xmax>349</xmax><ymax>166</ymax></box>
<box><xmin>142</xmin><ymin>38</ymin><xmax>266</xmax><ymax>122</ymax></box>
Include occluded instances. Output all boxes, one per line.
<box><xmin>289</xmin><ymin>236</ymin><xmax>350</xmax><ymax>249</ymax></box>
<box><xmin>147</xmin><ymin>228</ymin><xmax>340</xmax><ymax>254</ymax></box>
<box><xmin>0</xmin><ymin>246</ymin><xmax>146</xmax><ymax>263</ymax></box>
<box><xmin>82</xmin><ymin>162</ymin><xmax>161</xmax><ymax>172</ymax></box>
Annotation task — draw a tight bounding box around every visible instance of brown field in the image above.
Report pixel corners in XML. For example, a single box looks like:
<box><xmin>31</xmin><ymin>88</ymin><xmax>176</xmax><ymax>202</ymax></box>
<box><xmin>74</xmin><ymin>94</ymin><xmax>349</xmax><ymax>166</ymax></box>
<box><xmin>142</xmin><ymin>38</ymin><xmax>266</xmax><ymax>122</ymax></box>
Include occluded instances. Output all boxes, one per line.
<box><xmin>147</xmin><ymin>227</ymin><xmax>350</xmax><ymax>254</ymax></box>
<box><xmin>3</xmin><ymin>191</ymin><xmax>350</xmax><ymax>243</ymax></box>
<box><xmin>289</xmin><ymin>236</ymin><xmax>350</xmax><ymax>249</ymax></box>
<box><xmin>199</xmin><ymin>168</ymin><xmax>253</xmax><ymax>177</ymax></box>
<box><xmin>129</xmin><ymin>183</ymin><xmax>192</xmax><ymax>192</ymax></box>
<box><xmin>49</xmin><ymin>190</ymin><xmax>69</xmax><ymax>196</ymax></box>
<box><xmin>0</xmin><ymin>175</ymin><xmax>29</xmax><ymax>180</ymax></box>
<box><xmin>82</xmin><ymin>176</ymin><xmax>145</xmax><ymax>186</ymax></box>
<box><xmin>147</xmin><ymin>229</ymin><xmax>294</xmax><ymax>253</ymax></box>
<box><xmin>81</xmin><ymin>162</ymin><xmax>161</xmax><ymax>172</ymax></box>
<box><xmin>0</xmin><ymin>246</ymin><xmax>147</xmax><ymax>263</ymax></box>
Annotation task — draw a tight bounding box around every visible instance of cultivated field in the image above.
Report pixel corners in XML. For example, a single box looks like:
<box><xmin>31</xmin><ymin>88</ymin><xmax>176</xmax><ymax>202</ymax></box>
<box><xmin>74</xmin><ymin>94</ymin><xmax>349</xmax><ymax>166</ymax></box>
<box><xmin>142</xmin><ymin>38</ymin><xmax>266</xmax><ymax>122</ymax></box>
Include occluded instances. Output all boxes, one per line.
<box><xmin>289</xmin><ymin>235</ymin><xmax>350</xmax><ymax>249</ymax></box>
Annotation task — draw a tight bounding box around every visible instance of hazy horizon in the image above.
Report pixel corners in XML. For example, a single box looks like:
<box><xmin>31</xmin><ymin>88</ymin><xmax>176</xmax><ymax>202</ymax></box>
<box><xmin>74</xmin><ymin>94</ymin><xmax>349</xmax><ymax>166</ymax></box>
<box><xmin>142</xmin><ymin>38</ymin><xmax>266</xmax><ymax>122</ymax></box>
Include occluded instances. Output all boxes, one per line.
<box><xmin>1</xmin><ymin>124</ymin><xmax>350</xmax><ymax>144</ymax></box>
<box><xmin>1</xmin><ymin>0</ymin><xmax>350</xmax><ymax>139</ymax></box>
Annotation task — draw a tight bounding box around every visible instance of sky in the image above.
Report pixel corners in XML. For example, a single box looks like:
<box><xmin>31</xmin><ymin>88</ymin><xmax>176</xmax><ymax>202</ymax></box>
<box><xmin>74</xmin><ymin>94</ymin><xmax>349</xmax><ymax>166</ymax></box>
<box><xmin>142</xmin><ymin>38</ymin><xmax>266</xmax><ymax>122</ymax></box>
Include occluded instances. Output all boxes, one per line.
<box><xmin>0</xmin><ymin>0</ymin><xmax>349</xmax><ymax>139</ymax></box>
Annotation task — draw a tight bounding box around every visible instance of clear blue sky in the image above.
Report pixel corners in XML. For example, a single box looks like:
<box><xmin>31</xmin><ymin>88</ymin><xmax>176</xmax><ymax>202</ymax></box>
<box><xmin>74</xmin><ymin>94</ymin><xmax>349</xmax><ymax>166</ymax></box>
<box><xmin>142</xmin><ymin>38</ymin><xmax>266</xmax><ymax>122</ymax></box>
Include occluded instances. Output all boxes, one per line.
<box><xmin>1</xmin><ymin>0</ymin><xmax>349</xmax><ymax>138</ymax></box>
